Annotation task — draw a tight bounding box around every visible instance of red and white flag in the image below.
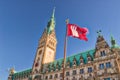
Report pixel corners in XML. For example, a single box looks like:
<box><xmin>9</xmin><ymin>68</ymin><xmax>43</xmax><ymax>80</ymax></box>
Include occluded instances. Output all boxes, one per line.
<box><xmin>67</xmin><ymin>24</ymin><xmax>88</xmax><ymax>41</ymax></box>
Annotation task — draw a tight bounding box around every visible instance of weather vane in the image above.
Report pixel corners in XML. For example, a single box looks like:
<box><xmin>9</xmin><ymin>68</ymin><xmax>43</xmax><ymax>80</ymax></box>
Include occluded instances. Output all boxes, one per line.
<box><xmin>97</xmin><ymin>30</ymin><xmax>102</xmax><ymax>36</ymax></box>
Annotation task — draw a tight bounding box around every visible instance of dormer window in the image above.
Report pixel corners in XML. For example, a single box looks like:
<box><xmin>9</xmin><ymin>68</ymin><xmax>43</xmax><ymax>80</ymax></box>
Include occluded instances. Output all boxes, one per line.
<box><xmin>66</xmin><ymin>58</ymin><xmax>70</xmax><ymax>68</ymax></box>
<box><xmin>100</xmin><ymin>50</ymin><xmax>106</xmax><ymax>57</ymax></box>
<box><xmin>73</xmin><ymin>57</ymin><xmax>77</xmax><ymax>66</ymax></box>
<box><xmin>88</xmin><ymin>57</ymin><xmax>91</xmax><ymax>61</ymax></box>
<box><xmin>73</xmin><ymin>60</ymin><xmax>76</xmax><ymax>65</ymax></box>
<box><xmin>51</xmin><ymin>64</ymin><xmax>54</xmax><ymax>72</ymax></box>
<box><xmin>56</xmin><ymin>62</ymin><xmax>59</xmax><ymax>71</ymax></box>
<box><xmin>87</xmin><ymin>54</ymin><xmax>92</xmax><ymax>63</ymax></box>
<box><xmin>80</xmin><ymin>56</ymin><xmax>84</xmax><ymax>64</ymax></box>
<box><xmin>80</xmin><ymin>59</ymin><xmax>83</xmax><ymax>63</ymax></box>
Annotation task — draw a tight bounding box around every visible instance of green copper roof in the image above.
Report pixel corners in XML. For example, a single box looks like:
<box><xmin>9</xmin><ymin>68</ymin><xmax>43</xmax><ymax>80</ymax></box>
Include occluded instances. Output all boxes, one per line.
<box><xmin>48</xmin><ymin>49</ymin><xmax>95</xmax><ymax>71</ymax></box>
<box><xmin>47</xmin><ymin>8</ymin><xmax>56</xmax><ymax>34</ymax></box>
<box><xmin>12</xmin><ymin>68</ymin><xmax>32</xmax><ymax>79</ymax></box>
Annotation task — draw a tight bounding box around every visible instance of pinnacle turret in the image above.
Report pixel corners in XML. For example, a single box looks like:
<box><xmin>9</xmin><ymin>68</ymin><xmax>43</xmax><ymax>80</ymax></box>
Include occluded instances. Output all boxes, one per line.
<box><xmin>111</xmin><ymin>35</ymin><xmax>119</xmax><ymax>48</ymax></box>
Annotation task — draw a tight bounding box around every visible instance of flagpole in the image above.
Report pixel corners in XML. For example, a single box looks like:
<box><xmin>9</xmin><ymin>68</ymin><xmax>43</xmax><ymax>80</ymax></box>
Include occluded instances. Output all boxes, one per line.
<box><xmin>63</xmin><ymin>19</ymin><xmax>69</xmax><ymax>80</ymax></box>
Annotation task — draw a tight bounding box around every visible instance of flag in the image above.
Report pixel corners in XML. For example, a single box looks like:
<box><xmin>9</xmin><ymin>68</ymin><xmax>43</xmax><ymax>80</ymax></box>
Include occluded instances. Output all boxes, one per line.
<box><xmin>67</xmin><ymin>24</ymin><xmax>88</xmax><ymax>41</ymax></box>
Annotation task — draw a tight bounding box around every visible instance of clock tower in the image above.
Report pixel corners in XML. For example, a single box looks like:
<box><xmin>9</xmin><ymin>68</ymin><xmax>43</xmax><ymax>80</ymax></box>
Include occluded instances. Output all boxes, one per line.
<box><xmin>32</xmin><ymin>8</ymin><xmax>57</xmax><ymax>76</ymax></box>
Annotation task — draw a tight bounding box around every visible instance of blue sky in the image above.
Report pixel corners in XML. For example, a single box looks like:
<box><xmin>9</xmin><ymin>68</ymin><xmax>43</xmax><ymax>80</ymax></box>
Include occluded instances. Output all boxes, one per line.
<box><xmin>1</xmin><ymin>0</ymin><xmax>120</xmax><ymax>80</ymax></box>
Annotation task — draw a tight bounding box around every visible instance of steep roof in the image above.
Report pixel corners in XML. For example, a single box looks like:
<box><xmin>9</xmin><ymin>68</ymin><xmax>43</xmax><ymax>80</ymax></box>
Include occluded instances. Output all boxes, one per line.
<box><xmin>48</xmin><ymin>49</ymin><xmax>95</xmax><ymax>70</ymax></box>
<box><xmin>12</xmin><ymin>68</ymin><xmax>32</xmax><ymax>78</ymax></box>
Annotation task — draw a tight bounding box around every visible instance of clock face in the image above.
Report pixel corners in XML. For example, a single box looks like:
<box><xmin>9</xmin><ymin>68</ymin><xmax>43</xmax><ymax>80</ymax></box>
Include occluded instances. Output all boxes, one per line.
<box><xmin>44</xmin><ymin>47</ymin><xmax>54</xmax><ymax>63</ymax></box>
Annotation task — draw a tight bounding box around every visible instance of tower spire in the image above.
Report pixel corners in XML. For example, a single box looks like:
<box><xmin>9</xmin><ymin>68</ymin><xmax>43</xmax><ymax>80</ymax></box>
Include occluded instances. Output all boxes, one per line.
<box><xmin>47</xmin><ymin>8</ymin><xmax>56</xmax><ymax>34</ymax></box>
<box><xmin>52</xmin><ymin>7</ymin><xmax>55</xmax><ymax>18</ymax></box>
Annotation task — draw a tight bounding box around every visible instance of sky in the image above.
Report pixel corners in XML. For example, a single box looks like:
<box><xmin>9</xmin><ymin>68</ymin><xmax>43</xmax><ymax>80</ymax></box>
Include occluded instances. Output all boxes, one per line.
<box><xmin>1</xmin><ymin>0</ymin><xmax>120</xmax><ymax>80</ymax></box>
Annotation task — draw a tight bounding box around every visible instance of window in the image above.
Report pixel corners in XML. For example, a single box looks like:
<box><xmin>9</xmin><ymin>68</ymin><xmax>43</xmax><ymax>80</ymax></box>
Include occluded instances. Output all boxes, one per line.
<box><xmin>88</xmin><ymin>67</ymin><xmax>92</xmax><ymax>73</ymax></box>
<box><xmin>39</xmin><ymin>50</ymin><xmax>42</xmax><ymax>55</ymax></box>
<box><xmin>54</xmin><ymin>74</ymin><xmax>58</xmax><ymax>78</ymax></box>
<box><xmin>49</xmin><ymin>75</ymin><xmax>52</xmax><ymax>79</ymax></box>
<box><xmin>60</xmin><ymin>73</ymin><xmax>63</xmax><ymax>77</ymax></box>
<box><xmin>100</xmin><ymin>51</ymin><xmax>106</xmax><ymax>57</ymax></box>
<box><xmin>80</xmin><ymin>59</ymin><xmax>83</xmax><ymax>63</ymax></box>
<box><xmin>99</xmin><ymin>63</ymin><xmax>104</xmax><ymax>69</ymax></box>
<box><xmin>106</xmin><ymin>62</ymin><xmax>111</xmax><ymax>68</ymax></box>
<box><xmin>45</xmin><ymin>76</ymin><xmax>48</xmax><ymax>79</ymax></box>
<box><xmin>34</xmin><ymin>69</ymin><xmax>38</xmax><ymax>73</ymax></box>
<box><xmin>80</xmin><ymin>69</ymin><xmax>84</xmax><ymax>74</ymax></box>
<box><xmin>72</xmin><ymin>70</ymin><xmax>77</xmax><ymax>75</ymax></box>
<box><xmin>88</xmin><ymin>57</ymin><xmax>91</xmax><ymax>61</ymax></box>
<box><xmin>104</xmin><ymin>78</ymin><xmax>110</xmax><ymax>80</ymax></box>
<box><xmin>72</xmin><ymin>77</ymin><xmax>77</xmax><ymax>80</ymax></box>
<box><xmin>66</xmin><ymin>72</ymin><xmax>70</xmax><ymax>76</ymax></box>
<box><xmin>73</xmin><ymin>61</ymin><xmax>76</xmax><ymax>65</ymax></box>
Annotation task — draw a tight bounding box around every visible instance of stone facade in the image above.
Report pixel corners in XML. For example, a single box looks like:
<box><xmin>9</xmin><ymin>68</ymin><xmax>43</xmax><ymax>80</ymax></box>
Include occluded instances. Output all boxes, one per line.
<box><xmin>8</xmin><ymin>9</ymin><xmax>120</xmax><ymax>80</ymax></box>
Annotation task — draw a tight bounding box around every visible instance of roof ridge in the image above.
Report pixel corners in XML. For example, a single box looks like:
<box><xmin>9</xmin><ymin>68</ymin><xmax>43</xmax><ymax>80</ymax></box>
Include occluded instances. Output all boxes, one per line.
<box><xmin>67</xmin><ymin>49</ymin><xmax>95</xmax><ymax>58</ymax></box>
<box><xmin>55</xmin><ymin>49</ymin><xmax>95</xmax><ymax>61</ymax></box>
<box><xmin>14</xmin><ymin>68</ymin><xmax>32</xmax><ymax>74</ymax></box>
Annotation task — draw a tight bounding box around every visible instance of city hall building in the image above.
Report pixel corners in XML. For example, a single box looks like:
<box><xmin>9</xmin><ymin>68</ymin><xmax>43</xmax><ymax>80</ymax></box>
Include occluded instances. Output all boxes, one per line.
<box><xmin>8</xmin><ymin>9</ymin><xmax>120</xmax><ymax>80</ymax></box>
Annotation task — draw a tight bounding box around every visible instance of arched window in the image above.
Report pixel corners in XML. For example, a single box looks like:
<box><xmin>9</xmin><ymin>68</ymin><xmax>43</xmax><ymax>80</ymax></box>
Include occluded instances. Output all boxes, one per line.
<box><xmin>34</xmin><ymin>69</ymin><xmax>38</xmax><ymax>73</ymax></box>
<box><xmin>49</xmin><ymin>75</ymin><xmax>52</xmax><ymax>79</ymax></box>
<box><xmin>88</xmin><ymin>67</ymin><xmax>92</xmax><ymax>73</ymax></box>
<box><xmin>45</xmin><ymin>76</ymin><xmax>48</xmax><ymax>79</ymax></box>
<box><xmin>100</xmin><ymin>50</ymin><xmax>106</xmax><ymax>57</ymax></box>
<box><xmin>66</xmin><ymin>71</ymin><xmax>70</xmax><ymax>76</ymax></box>
<box><xmin>66</xmin><ymin>78</ymin><xmax>69</xmax><ymax>80</ymax></box>
<box><xmin>54</xmin><ymin>74</ymin><xmax>58</xmax><ymax>78</ymax></box>
<box><xmin>106</xmin><ymin>62</ymin><xmax>111</xmax><ymax>68</ymax></box>
<box><xmin>72</xmin><ymin>77</ymin><xmax>77</xmax><ymax>80</ymax></box>
<box><xmin>72</xmin><ymin>70</ymin><xmax>77</xmax><ymax>75</ymax></box>
<box><xmin>38</xmin><ymin>50</ymin><xmax>42</xmax><ymax>55</ymax></box>
<box><xmin>99</xmin><ymin>63</ymin><xmax>104</xmax><ymax>69</ymax></box>
<box><xmin>60</xmin><ymin>73</ymin><xmax>63</xmax><ymax>77</ymax></box>
<box><xmin>80</xmin><ymin>69</ymin><xmax>84</xmax><ymax>74</ymax></box>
